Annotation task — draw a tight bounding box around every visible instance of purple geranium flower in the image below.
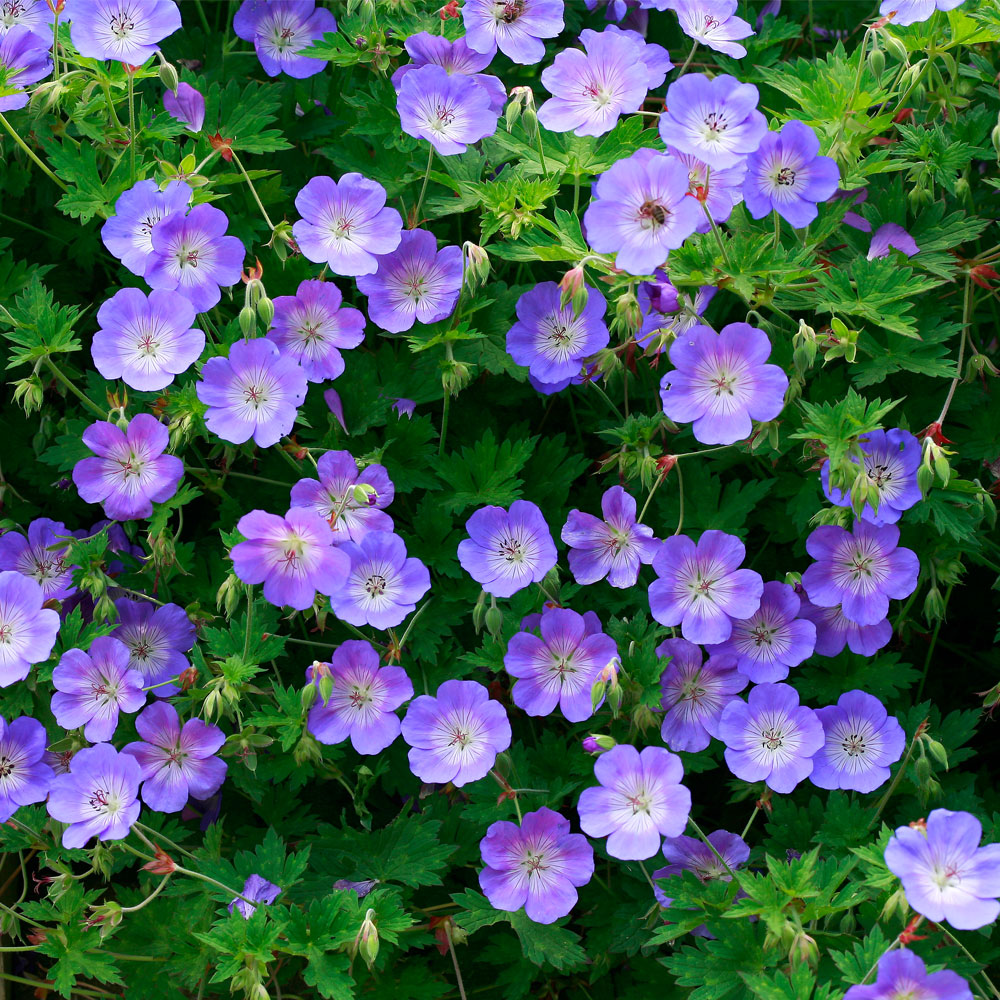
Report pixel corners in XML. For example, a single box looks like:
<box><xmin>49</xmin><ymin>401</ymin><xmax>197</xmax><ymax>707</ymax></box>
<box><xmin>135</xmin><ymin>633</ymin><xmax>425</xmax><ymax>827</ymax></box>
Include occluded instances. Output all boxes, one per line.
<box><xmin>293</xmin><ymin>174</ymin><xmax>403</xmax><ymax>277</ymax></box>
<box><xmin>659</xmin><ymin>322</ymin><xmax>789</xmax><ymax>445</ymax></box>
<box><xmin>649</xmin><ymin>530</ymin><xmax>764</xmax><ymax>645</ymax></box>
<box><xmin>92</xmin><ymin>288</ymin><xmax>205</xmax><ymax>392</ymax></box>
<box><xmin>196</xmin><ymin>337</ymin><xmax>308</xmax><ymax>449</ymax></box>
<box><xmin>657</xmin><ymin>637</ymin><xmax>746</xmax><ymax>752</ymax></box>
<box><xmin>331</xmin><ymin>531</ymin><xmax>430</xmax><ymax>630</ymax></box>
<box><xmin>229</xmin><ymin>874</ymin><xmax>281</xmax><ymax>918</ymax></box>
<box><xmin>506</xmin><ymin>281</ymin><xmax>609</xmax><ymax>384</ymax></box>
<box><xmin>801</xmin><ymin>522</ymin><xmax>920</xmax><ymax>626</ymax></box>
<box><xmin>112</xmin><ymin>598</ymin><xmax>195</xmax><ymax>695</ymax></box>
<box><xmin>561</xmin><ymin>485</ymin><xmax>660</xmax><ymax>589</ymax></box>
<box><xmin>0</xmin><ymin>571</ymin><xmax>59</xmax><ymax>686</ymax></box>
<box><xmin>458</xmin><ymin>501</ymin><xmax>558</xmax><ymax>599</ymax></box>
<box><xmin>63</xmin><ymin>0</ymin><xmax>181</xmax><ymax>63</ymax></box>
<box><xmin>232</xmin><ymin>0</ymin><xmax>337</xmax><ymax>78</ymax></box>
<box><xmin>879</xmin><ymin>0</ymin><xmax>965</xmax><ymax>26</ymax></box>
<box><xmin>653</xmin><ymin>828</ymin><xmax>749</xmax><ymax>907</ymax></box>
<box><xmin>706</xmin><ymin>581</ymin><xmax>816</xmax><ymax>683</ymax></box>
<box><xmin>0</xmin><ymin>1</ymin><xmax>55</xmax><ymax>37</ymax></box>
<box><xmin>266</xmin><ymin>279</ymin><xmax>365</xmax><ymax>381</ymax></box>
<box><xmin>307</xmin><ymin>640</ymin><xmax>414</xmax><ymax>754</ymax></box>
<box><xmin>0</xmin><ymin>25</ymin><xmax>51</xmax><ymax>111</ymax></box>
<box><xmin>462</xmin><ymin>0</ymin><xmax>564</xmax><ymax>65</ymax></box>
<box><xmin>0</xmin><ymin>518</ymin><xmax>75</xmax><ymax>601</ymax></box>
<box><xmin>637</xmin><ymin>273</ymin><xmax>716</xmax><ymax>354</ymax></box>
<box><xmin>47</xmin><ymin>743</ymin><xmax>142</xmax><ymax>848</ymax></box>
<box><xmin>667</xmin><ymin>147</ymin><xmax>746</xmax><ymax>233</ymax></box>
<box><xmin>668</xmin><ymin>0</ymin><xmax>754</xmax><ymax>58</ymax></box>
<box><xmin>884</xmin><ymin>809</ymin><xmax>1000</xmax><ymax>930</ymax></box>
<box><xmin>479</xmin><ymin>807</ymin><xmax>594</xmax><ymax>924</ymax></box>
<box><xmin>717</xmin><ymin>682</ymin><xmax>825</xmax><ymax>793</ymax></box>
<box><xmin>504</xmin><ymin>606</ymin><xmax>618</xmax><ymax>722</ymax></box>
<box><xmin>146</xmin><ymin>204</ymin><xmax>245</xmax><ymax>313</ymax></box>
<box><xmin>744</xmin><ymin>119</ymin><xmax>840</xmax><ymax>228</ymax></box>
<box><xmin>658</xmin><ymin>74</ymin><xmax>767</xmax><ymax>171</ymax></box>
<box><xmin>51</xmin><ymin>636</ymin><xmax>145</xmax><ymax>742</ymax></box>
<box><xmin>101</xmin><ymin>179</ymin><xmax>192</xmax><ymax>277</ymax></box>
<box><xmin>163</xmin><ymin>81</ymin><xmax>205</xmax><ymax>132</ymax></box>
<box><xmin>231</xmin><ymin>508</ymin><xmax>350</xmax><ymax>612</ymax></box>
<box><xmin>810</xmin><ymin>690</ymin><xmax>905</xmax><ymax>793</ymax></box>
<box><xmin>396</xmin><ymin>64</ymin><xmax>499</xmax><ymax>155</ymax></box>
<box><xmin>401</xmin><ymin>679</ymin><xmax>512</xmax><ymax>787</ymax></box>
<box><xmin>795</xmin><ymin>586</ymin><xmax>892</xmax><ymax>657</ymax></box>
<box><xmin>356</xmin><ymin>229</ymin><xmax>463</xmax><ymax>333</ymax></box>
<box><xmin>73</xmin><ymin>415</ymin><xmax>183</xmax><ymax>522</ymax></box>
<box><xmin>822</xmin><ymin>429</ymin><xmax>922</xmax><ymax>525</ymax></box>
<box><xmin>123</xmin><ymin>701</ymin><xmax>227</xmax><ymax>812</ymax></box>
<box><xmin>584</xmin><ymin>149</ymin><xmax>703</xmax><ymax>276</ymax></box>
<box><xmin>578</xmin><ymin>744</ymin><xmax>691</xmax><ymax>860</ymax></box>
<box><xmin>868</xmin><ymin>223</ymin><xmax>920</xmax><ymax>260</ymax></box>
<box><xmin>0</xmin><ymin>715</ymin><xmax>54</xmax><ymax>821</ymax></box>
<box><xmin>844</xmin><ymin>949</ymin><xmax>973</xmax><ymax>1000</ymax></box>
<box><xmin>603</xmin><ymin>24</ymin><xmax>672</xmax><ymax>87</ymax></box>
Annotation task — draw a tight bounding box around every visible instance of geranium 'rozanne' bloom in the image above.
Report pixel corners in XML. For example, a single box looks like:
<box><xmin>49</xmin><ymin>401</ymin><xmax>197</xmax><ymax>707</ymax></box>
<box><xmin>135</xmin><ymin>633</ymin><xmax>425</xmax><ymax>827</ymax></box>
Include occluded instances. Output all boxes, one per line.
<box><xmin>667</xmin><ymin>0</ymin><xmax>754</xmax><ymax>57</ymax></box>
<box><xmin>637</xmin><ymin>273</ymin><xmax>716</xmax><ymax>354</ymax></box>
<box><xmin>356</xmin><ymin>229</ymin><xmax>463</xmax><ymax>333</ymax></box>
<box><xmin>479</xmin><ymin>807</ymin><xmax>594</xmax><ymax>924</ymax></box>
<box><xmin>648</xmin><ymin>530</ymin><xmax>764</xmax><ymax>645</ymax></box>
<box><xmin>112</xmin><ymin>598</ymin><xmax>195</xmax><ymax>695</ymax></box>
<box><xmin>0</xmin><ymin>1</ymin><xmax>54</xmax><ymax>37</ymax></box>
<box><xmin>584</xmin><ymin>149</ymin><xmax>703</xmax><ymax>276</ymax></box>
<box><xmin>652</xmin><ymin>828</ymin><xmax>749</xmax><ymax>907</ymax></box>
<box><xmin>603</xmin><ymin>24</ymin><xmax>672</xmax><ymax>88</ymax></box>
<box><xmin>47</xmin><ymin>743</ymin><xmax>142</xmax><ymax>849</ymax></box>
<box><xmin>101</xmin><ymin>179</ymin><xmax>192</xmax><ymax>277</ymax></box>
<box><xmin>658</xmin><ymin>74</ymin><xmax>767</xmax><ymax>171</ymax></box>
<box><xmin>884</xmin><ymin>808</ymin><xmax>1000</xmax><ymax>930</ymax></box>
<box><xmin>401</xmin><ymin>679</ymin><xmax>512</xmax><ymax>787</ymax></box>
<box><xmin>123</xmin><ymin>701</ymin><xmax>227</xmax><ymax>812</ymax></box>
<box><xmin>231</xmin><ymin>508</ymin><xmax>351</xmax><ymax>612</ymax></box>
<box><xmin>561</xmin><ymin>485</ymin><xmax>660</xmax><ymax>588</ymax></box>
<box><xmin>659</xmin><ymin>322</ymin><xmax>789</xmax><ymax>445</ymax></box>
<box><xmin>0</xmin><ymin>571</ymin><xmax>59</xmax><ymax>686</ymax></box>
<box><xmin>63</xmin><ymin>0</ymin><xmax>181</xmax><ymax>63</ymax></box>
<box><xmin>266</xmin><ymin>279</ymin><xmax>365</xmax><ymax>381</ymax></box>
<box><xmin>232</xmin><ymin>0</ymin><xmax>337</xmax><ymax>78</ymax></box>
<box><xmin>92</xmin><ymin>287</ymin><xmax>205</xmax><ymax>392</ymax></box>
<box><xmin>306</xmin><ymin>640</ymin><xmax>413</xmax><ymax>754</ymax></box>
<box><xmin>229</xmin><ymin>874</ymin><xmax>281</xmax><ymax>918</ymax></box>
<box><xmin>878</xmin><ymin>0</ymin><xmax>965</xmax><ymax>27</ymax></box>
<box><xmin>0</xmin><ymin>25</ymin><xmax>51</xmax><ymax>111</ymax></box>
<box><xmin>163</xmin><ymin>81</ymin><xmax>205</xmax><ymax>132</ymax></box>
<box><xmin>293</xmin><ymin>174</ymin><xmax>403</xmax><ymax>277</ymax></box>
<box><xmin>458</xmin><ymin>500</ymin><xmax>558</xmax><ymax>598</ymax></box>
<box><xmin>0</xmin><ymin>518</ymin><xmax>75</xmax><ymax>601</ymax></box>
<box><xmin>718</xmin><ymin>682</ymin><xmax>825</xmax><ymax>793</ymax></box>
<box><xmin>577</xmin><ymin>744</ymin><xmax>691</xmax><ymax>860</ymax></box>
<box><xmin>796</xmin><ymin>589</ymin><xmax>893</xmax><ymax>658</ymax></box>
<box><xmin>868</xmin><ymin>223</ymin><xmax>920</xmax><ymax>260</ymax></box>
<box><xmin>0</xmin><ymin>715</ymin><xmax>54</xmax><ymax>821</ymax></box>
<box><xmin>196</xmin><ymin>337</ymin><xmax>308</xmax><ymax>449</ymax></box>
<box><xmin>462</xmin><ymin>0</ymin><xmax>565</xmax><ymax>65</ymax></box>
<box><xmin>843</xmin><ymin>948</ymin><xmax>973</xmax><ymax>1000</ymax></box>
<box><xmin>801</xmin><ymin>522</ymin><xmax>920</xmax><ymax>626</ymax></box>
<box><xmin>666</xmin><ymin>147</ymin><xmax>746</xmax><ymax>233</ymax></box>
<box><xmin>657</xmin><ymin>637</ymin><xmax>746</xmax><ymax>752</ymax></box>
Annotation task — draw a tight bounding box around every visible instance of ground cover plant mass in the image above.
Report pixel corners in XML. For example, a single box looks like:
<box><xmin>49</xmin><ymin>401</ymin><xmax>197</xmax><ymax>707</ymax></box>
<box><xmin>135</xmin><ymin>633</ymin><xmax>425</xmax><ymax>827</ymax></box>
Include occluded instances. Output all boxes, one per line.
<box><xmin>0</xmin><ymin>0</ymin><xmax>998</xmax><ymax>997</ymax></box>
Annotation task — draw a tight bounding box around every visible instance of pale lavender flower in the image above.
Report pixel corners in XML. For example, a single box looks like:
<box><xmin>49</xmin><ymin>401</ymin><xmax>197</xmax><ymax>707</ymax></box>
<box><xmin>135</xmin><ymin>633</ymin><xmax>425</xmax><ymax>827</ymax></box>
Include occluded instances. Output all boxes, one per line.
<box><xmin>668</xmin><ymin>0</ymin><xmax>754</xmax><ymax>58</ymax></box>
<box><xmin>666</xmin><ymin>147</ymin><xmax>746</xmax><ymax>232</ymax></box>
<box><xmin>868</xmin><ymin>223</ymin><xmax>920</xmax><ymax>260</ymax></box>
<box><xmin>0</xmin><ymin>571</ymin><xmax>59</xmax><ymax>686</ymax></box>
<box><xmin>233</xmin><ymin>0</ymin><xmax>337</xmax><ymax>78</ymax></box>
<box><xmin>0</xmin><ymin>1</ymin><xmax>55</xmax><ymax>37</ymax></box>
<box><xmin>795</xmin><ymin>587</ymin><xmax>893</xmax><ymax>658</ymax></box>
<box><xmin>653</xmin><ymin>828</ymin><xmax>749</xmax><ymax>906</ymax></box>
<box><xmin>163</xmin><ymin>81</ymin><xmax>205</xmax><ymax>132</ymax></box>
<box><xmin>0</xmin><ymin>715</ymin><xmax>54</xmax><ymax>821</ymax></box>
<box><xmin>63</xmin><ymin>0</ymin><xmax>181</xmax><ymax>63</ymax></box>
<box><xmin>637</xmin><ymin>273</ymin><xmax>716</xmax><ymax>354</ymax></box>
<box><xmin>101</xmin><ymin>179</ymin><xmax>192</xmax><ymax>277</ymax></box>
<box><xmin>229</xmin><ymin>874</ymin><xmax>280</xmax><ymax>918</ymax></box>
<box><xmin>112</xmin><ymin>598</ymin><xmax>195</xmax><ymax>695</ymax></box>
<box><xmin>602</xmin><ymin>24</ymin><xmax>672</xmax><ymax>88</ymax></box>
<box><xmin>0</xmin><ymin>518</ymin><xmax>75</xmax><ymax>601</ymax></box>
<box><xmin>844</xmin><ymin>949</ymin><xmax>972</xmax><ymax>1000</ymax></box>
<box><xmin>0</xmin><ymin>24</ymin><xmax>50</xmax><ymax>110</ymax></box>
<box><xmin>462</xmin><ymin>0</ymin><xmax>564</xmax><ymax>65</ymax></box>
<box><xmin>879</xmin><ymin>0</ymin><xmax>965</xmax><ymax>27</ymax></box>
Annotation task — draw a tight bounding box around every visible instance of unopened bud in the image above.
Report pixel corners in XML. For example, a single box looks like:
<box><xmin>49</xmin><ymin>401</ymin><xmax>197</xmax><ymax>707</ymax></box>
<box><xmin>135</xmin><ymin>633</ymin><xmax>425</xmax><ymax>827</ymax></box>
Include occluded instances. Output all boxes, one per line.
<box><xmin>559</xmin><ymin>265</ymin><xmax>587</xmax><ymax>314</ymax></box>
<box><xmin>472</xmin><ymin>590</ymin><xmax>488</xmax><ymax>634</ymax></box>
<box><xmin>607</xmin><ymin>684</ymin><xmax>623</xmax><ymax>717</ymax></box>
<box><xmin>789</xmin><ymin>931</ymin><xmax>819</xmax><ymax>968</ymax></box>
<box><xmin>300</xmin><ymin>682</ymin><xmax>318</xmax><ymax>712</ymax></box>
<box><xmin>239</xmin><ymin>306</ymin><xmax>257</xmax><ymax>337</ymax></box>
<box><xmin>992</xmin><ymin>124</ymin><xmax>1000</xmax><ymax>160</ymax></box>
<box><xmin>590</xmin><ymin>679</ymin><xmax>607</xmax><ymax>713</ymax></box>
<box><xmin>179</xmin><ymin>666</ymin><xmax>199</xmax><ymax>691</ymax></box>
<box><xmin>922</xmin><ymin>586</ymin><xmax>945</xmax><ymax>622</ymax></box>
<box><xmin>924</xmin><ymin>738</ymin><xmax>948</xmax><ymax>770</ymax></box>
<box><xmin>352</xmin><ymin>483</ymin><xmax>378</xmax><ymax>506</ymax></box>
<box><xmin>881</xmin><ymin>32</ymin><xmax>908</xmax><ymax>63</ymax></box>
<box><xmin>257</xmin><ymin>296</ymin><xmax>274</xmax><ymax>327</ymax></box>
<box><xmin>868</xmin><ymin>46</ymin><xmax>885</xmax><ymax>81</ymax></box>
<box><xmin>358</xmin><ymin>909</ymin><xmax>379</xmax><ymax>968</ymax></box>
<box><xmin>158</xmin><ymin>60</ymin><xmax>180</xmax><ymax>93</ymax></box>
<box><xmin>880</xmin><ymin>886</ymin><xmax>909</xmax><ymax>923</ymax></box>
<box><xmin>485</xmin><ymin>605</ymin><xmax>504</xmax><ymax>638</ymax></box>
<box><xmin>914</xmin><ymin>754</ymin><xmax>932</xmax><ymax>785</ymax></box>
<box><xmin>462</xmin><ymin>242</ymin><xmax>490</xmax><ymax>289</ymax></box>
<box><xmin>13</xmin><ymin>375</ymin><xmax>44</xmax><ymax>415</ymax></box>
<box><xmin>613</xmin><ymin>290</ymin><xmax>641</xmax><ymax>335</ymax></box>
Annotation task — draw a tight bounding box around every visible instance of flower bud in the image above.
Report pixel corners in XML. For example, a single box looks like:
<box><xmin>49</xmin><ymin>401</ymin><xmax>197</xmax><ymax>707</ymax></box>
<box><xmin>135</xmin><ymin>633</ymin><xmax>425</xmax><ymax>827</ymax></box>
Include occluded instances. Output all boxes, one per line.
<box><xmin>300</xmin><ymin>682</ymin><xmax>318</xmax><ymax>712</ymax></box>
<box><xmin>462</xmin><ymin>242</ymin><xmax>490</xmax><ymax>289</ymax></box>
<box><xmin>922</xmin><ymin>585</ymin><xmax>945</xmax><ymax>622</ymax></box>
<box><xmin>788</xmin><ymin>931</ymin><xmax>819</xmax><ymax>968</ymax></box>
<box><xmin>158</xmin><ymin>60</ymin><xmax>180</xmax><ymax>92</ymax></box>
<box><xmin>590</xmin><ymin>679</ymin><xmax>607</xmax><ymax>713</ymax></box>
<box><xmin>559</xmin><ymin>265</ymin><xmax>587</xmax><ymax>314</ymax></box>
<box><xmin>484</xmin><ymin>605</ymin><xmax>504</xmax><ymax>638</ymax></box>
<box><xmin>257</xmin><ymin>296</ymin><xmax>274</xmax><ymax>328</ymax></box>
<box><xmin>352</xmin><ymin>483</ymin><xmax>378</xmax><ymax>506</ymax></box>
<box><xmin>441</xmin><ymin>359</ymin><xmax>473</xmax><ymax>397</ymax></box>
<box><xmin>294</xmin><ymin>731</ymin><xmax>323</xmax><ymax>766</ymax></box>
<box><xmin>924</xmin><ymin>738</ymin><xmax>949</xmax><ymax>770</ymax></box>
<box><xmin>239</xmin><ymin>306</ymin><xmax>257</xmax><ymax>337</ymax></box>
<box><xmin>881</xmin><ymin>32</ymin><xmax>908</xmax><ymax>63</ymax></box>
<box><xmin>472</xmin><ymin>590</ymin><xmax>488</xmax><ymax>634</ymax></box>
<box><xmin>613</xmin><ymin>290</ymin><xmax>641</xmax><ymax>335</ymax></box>
<box><xmin>13</xmin><ymin>374</ymin><xmax>44</xmax><ymax>415</ymax></box>
<box><xmin>914</xmin><ymin>753</ymin><xmax>932</xmax><ymax>785</ymax></box>
<box><xmin>581</xmin><ymin>736</ymin><xmax>601</xmax><ymax>754</ymax></box>
<box><xmin>868</xmin><ymin>45</ymin><xmax>886</xmax><ymax>81</ymax></box>
<box><xmin>992</xmin><ymin>124</ymin><xmax>1000</xmax><ymax>160</ymax></box>
<box><xmin>358</xmin><ymin>909</ymin><xmax>380</xmax><ymax>968</ymax></box>
<box><xmin>880</xmin><ymin>886</ymin><xmax>909</xmax><ymax>923</ymax></box>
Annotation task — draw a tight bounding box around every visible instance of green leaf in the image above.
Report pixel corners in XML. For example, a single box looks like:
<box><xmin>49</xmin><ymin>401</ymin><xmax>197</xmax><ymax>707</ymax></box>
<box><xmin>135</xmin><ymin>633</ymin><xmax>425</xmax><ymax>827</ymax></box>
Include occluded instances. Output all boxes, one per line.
<box><xmin>432</xmin><ymin>428</ymin><xmax>537</xmax><ymax>514</ymax></box>
<box><xmin>38</xmin><ymin>922</ymin><xmax>125</xmax><ymax>998</ymax></box>
<box><xmin>451</xmin><ymin>889</ymin><xmax>509</xmax><ymax>934</ymax></box>
<box><xmin>791</xmin><ymin>388</ymin><xmax>902</xmax><ymax>471</ymax></box>
<box><xmin>508</xmin><ymin>912</ymin><xmax>588</xmax><ymax>971</ymax></box>
<box><xmin>0</xmin><ymin>275</ymin><xmax>83</xmax><ymax>369</ymax></box>
<box><xmin>204</xmin><ymin>79</ymin><xmax>291</xmax><ymax>154</ymax></box>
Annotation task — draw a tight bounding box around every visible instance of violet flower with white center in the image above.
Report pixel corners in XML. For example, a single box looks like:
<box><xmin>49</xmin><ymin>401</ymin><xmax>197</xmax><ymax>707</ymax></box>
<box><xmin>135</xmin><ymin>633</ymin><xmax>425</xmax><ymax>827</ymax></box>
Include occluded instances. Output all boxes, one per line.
<box><xmin>743</xmin><ymin>119</ymin><xmax>840</xmax><ymax>228</ymax></box>
<box><xmin>796</xmin><ymin>588</ymin><xmax>893</xmax><ymax>658</ymax></box>
<box><xmin>658</xmin><ymin>73</ymin><xmax>767</xmax><ymax>171</ymax></box>
<box><xmin>504</xmin><ymin>606</ymin><xmax>618</xmax><ymax>722</ymax></box>
<box><xmin>397</xmin><ymin>64</ymin><xmax>499</xmax><ymax>155</ymax></box>
<box><xmin>659</xmin><ymin>321</ymin><xmax>789</xmax><ymax>445</ymax></box>
<box><xmin>801</xmin><ymin>521</ymin><xmax>920</xmax><ymax>626</ymax></box>
<box><xmin>0</xmin><ymin>1</ymin><xmax>54</xmax><ymax>37</ymax></box>
<box><xmin>479</xmin><ymin>807</ymin><xmax>594</xmax><ymax>924</ymax></box>
<box><xmin>0</xmin><ymin>571</ymin><xmax>59</xmax><ymax>686</ymax></box>
<box><xmin>356</xmin><ymin>229</ymin><xmax>463</xmax><ymax>333</ymax></box>
<box><xmin>666</xmin><ymin>146</ymin><xmax>747</xmax><ymax>233</ymax></box>
<box><xmin>0</xmin><ymin>715</ymin><xmax>54</xmax><ymax>821</ymax></box>
<box><xmin>401</xmin><ymin>679</ymin><xmax>512</xmax><ymax>787</ymax></box>
<box><xmin>306</xmin><ymin>640</ymin><xmax>413</xmax><ymax>754</ymax></box>
<box><xmin>884</xmin><ymin>808</ymin><xmax>1000</xmax><ymax>930</ymax></box>
<box><xmin>506</xmin><ymin>281</ymin><xmax>609</xmax><ymax>384</ymax></box>
<box><xmin>706</xmin><ymin>580</ymin><xmax>816</xmax><ymax>683</ymax></box>
<box><xmin>561</xmin><ymin>485</ymin><xmax>660</xmax><ymax>589</ymax></box>
<box><xmin>878</xmin><ymin>0</ymin><xmax>965</xmax><ymax>26</ymax></box>
<box><xmin>196</xmin><ymin>337</ymin><xmax>308</xmax><ymax>449</ymax></box>
<box><xmin>844</xmin><ymin>949</ymin><xmax>973</xmax><ymax>1000</ymax></box>
<box><xmin>652</xmin><ymin>828</ymin><xmax>749</xmax><ymax>907</ymax></box>
<box><xmin>637</xmin><ymin>273</ymin><xmax>716</xmax><ymax>354</ymax></box>
<box><xmin>123</xmin><ymin>701</ymin><xmax>227</xmax><ymax>812</ymax></box>
<box><xmin>648</xmin><ymin>530</ymin><xmax>764</xmax><ymax>645</ymax></box>
<box><xmin>810</xmin><ymin>690</ymin><xmax>905</xmax><ymax>793</ymax></box>
<box><xmin>657</xmin><ymin>637</ymin><xmax>746</xmax><ymax>752</ymax></box>
<box><xmin>232</xmin><ymin>0</ymin><xmax>337</xmax><ymax>78</ymax></box>
<box><xmin>101</xmin><ymin>179</ymin><xmax>192</xmax><ymax>277</ymax></box>
<box><xmin>0</xmin><ymin>518</ymin><xmax>75</xmax><ymax>601</ymax></box>
<box><xmin>868</xmin><ymin>223</ymin><xmax>920</xmax><ymax>260</ymax></box>
<box><xmin>231</xmin><ymin>508</ymin><xmax>351</xmax><ymax>612</ymax></box>
<box><xmin>112</xmin><ymin>598</ymin><xmax>195</xmax><ymax>695</ymax></box>
<box><xmin>667</xmin><ymin>0</ymin><xmax>754</xmax><ymax>58</ymax></box>
<box><xmin>266</xmin><ymin>279</ymin><xmax>365</xmax><ymax>382</ymax></box>
<box><xmin>92</xmin><ymin>287</ymin><xmax>205</xmax><ymax>392</ymax></box>
<box><xmin>0</xmin><ymin>24</ymin><xmax>50</xmax><ymax>111</ymax></box>
<box><xmin>63</xmin><ymin>0</ymin><xmax>181</xmax><ymax>63</ymax></box>
<box><xmin>717</xmin><ymin>682</ymin><xmax>825</xmax><ymax>793</ymax></box>
<box><xmin>72</xmin><ymin>414</ymin><xmax>183</xmax><ymax>522</ymax></box>
<box><xmin>462</xmin><ymin>0</ymin><xmax>565</xmax><ymax>65</ymax></box>
<box><xmin>229</xmin><ymin>874</ymin><xmax>281</xmax><ymax>918</ymax></box>
<box><xmin>584</xmin><ymin>149</ymin><xmax>703</xmax><ymax>276</ymax></box>
<box><xmin>163</xmin><ymin>81</ymin><xmax>205</xmax><ymax>132</ymax></box>
<box><xmin>331</xmin><ymin>530</ymin><xmax>430</xmax><ymax>630</ymax></box>
<box><xmin>51</xmin><ymin>637</ymin><xmax>145</xmax><ymax>742</ymax></box>
<box><xmin>146</xmin><ymin>203</ymin><xmax>246</xmax><ymax>314</ymax></box>
<box><xmin>602</xmin><ymin>24</ymin><xmax>672</xmax><ymax>89</ymax></box>
<box><xmin>293</xmin><ymin>173</ymin><xmax>403</xmax><ymax>277</ymax></box>
<box><xmin>46</xmin><ymin>743</ymin><xmax>142</xmax><ymax>848</ymax></box>
<box><xmin>457</xmin><ymin>500</ymin><xmax>558</xmax><ymax>599</ymax></box>
<box><xmin>577</xmin><ymin>743</ymin><xmax>691</xmax><ymax>860</ymax></box>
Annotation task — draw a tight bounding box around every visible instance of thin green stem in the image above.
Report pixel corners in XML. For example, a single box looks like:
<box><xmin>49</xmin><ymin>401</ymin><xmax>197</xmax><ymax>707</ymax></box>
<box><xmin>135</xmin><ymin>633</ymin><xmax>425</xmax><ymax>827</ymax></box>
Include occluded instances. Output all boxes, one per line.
<box><xmin>281</xmin><ymin>635</ymin><xmax>338</xmax><ymax>651</ymax></box>
<box><xmin>127</xmin><ymin>70</ymin><xmax>136</xmax><ymax>185</ymax></box>
<box><xmin>439</xmin><ymin>390</ymin><xmax>451</xmax><ymax>458</ymax></box>
<box><xmin>700</xmin><ymin>200</ymin><xmax>731</xmax><ymax>268</ymax></box>
<box><xmin>443</xmin><ymin>921</ymin><xmax>468</xmax><ymax>1000</ymax></box>
<box><xmin>193</xmin><ymin>0</ymin><xmax>212</xmax><ymax>34</ymax></box>
<box><xmin>637</xmin><ymin>470</ymin><xmax>668</xmax><ymax>524</ymax></box>
<box><xmin>231</xmin><ymin>149</ymin><xmax>275</xmax><ymax>231</ymax></box>
<box><xmin>45</xmin><ymin>359</ymin><xmax>107</xmax><ymax>418</ymax></box>
<box><xmin>413</xmin><ymin>143</ymin><xmax>435</xmax><ymax>225</ymax></box>
<box><xmin>573</xmin><ymin>173</ymin><xmax>581</xmax><ymax>215</ymax></box>
<box><xmin>686</xmin><ymin>815</ymin><xmax>736</xmax><ymax>878</ymax></box>
<box><xmin>397</xmin><ymin>599</ymin><xmax>433</xmax><ymax>653</ymax></box>
<box><xmin>673</xmin><ymin>461</ymin><xmax>685</xmax><ymax>536</ymax></box>
<box><xmin>938</xmin><ymin>926</ymin><xmax>1000</xmax><ymax>999</ymax></box>
<box><xmin>772</xmin><ymin>213</ymin><xmax>781</xmax><ymax>251</ymax></box>
<box><xmin>100</xmin><ymin>79</ymin><xmax>123</xmax><ymax>129</ymax></box>
<box><xmin>869</xmin><ymin>723</ymin><xmax>925</xmax><ymax>829</ymax></box>
<box><xmin>637</xmin><ymin>861</ymin><xmax>658</xmax><ymax>893</ymax></box>
<box><xmin>934</xmin><ymin>272</ymin><xmax>973</xmax><ymax>429</ymax></box>
<box><xmin>675</xmin><ymin>40</ymin><xmax>699</xmax><ymax>78</ymax></box>
<box><xmin>134</xmin><ymin>822</ymin><xmax>197</xmax><ymax>861</ymax></box>
<box><xmin>589</xmin><ymin>380</ymin><xmax>624</xmax><ymax>420</ymax></box>
<box><xmin>51</xmin><ymin>12</ymin><xmax>60</xmax><ymax>78</ymax></box>
<box><xmin>832</xmin><ymin>29</ymin><xmax>872</xmax><ymax>155</ymax></box>
<box><xmin>533</xmin><ymin>125</ymin><xmax>548</xmax><ymax>176</ymax></box>
<box><xmin>0</xmin><ymin>113</ymin><xmax>68</xmax><ymax>191</ymax></box>
<box><xmin>186</xmin><ymin>466</ymin><xmax>293</xmax><ymax>488</ymax></box>
<box><xmin>242</xmin><ymin>585</ymin><xmax>254</xmax><ymax>662</ymax></box>
<box><xmin>670</xmin><ymin>445</ymin><xmax>732</xmax><ymax>460</ymax></box>
<box><xmin>740</xmin><ymin>805</ymin><xmax>761</xmax><ymax>841</ymax></box>
<box><xmin>119</xmin><ymin>874</ymin><xmax>172</xmax><ymax>914</ymax></box>
<box><xmin>916</xmin><ymin>582</ymin><xmax>952</xmax><ymax>701</ymax></box>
